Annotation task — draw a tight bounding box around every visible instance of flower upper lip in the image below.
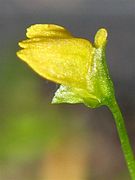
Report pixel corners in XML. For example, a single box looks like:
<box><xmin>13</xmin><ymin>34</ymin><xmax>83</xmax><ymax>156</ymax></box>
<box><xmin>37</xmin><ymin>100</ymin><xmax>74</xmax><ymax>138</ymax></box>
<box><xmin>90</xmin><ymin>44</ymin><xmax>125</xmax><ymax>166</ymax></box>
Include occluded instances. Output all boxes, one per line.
<box><xmin>17</xmin><ymin>24</ymin><xmax>93</xmax><ymax>89</ymax></box>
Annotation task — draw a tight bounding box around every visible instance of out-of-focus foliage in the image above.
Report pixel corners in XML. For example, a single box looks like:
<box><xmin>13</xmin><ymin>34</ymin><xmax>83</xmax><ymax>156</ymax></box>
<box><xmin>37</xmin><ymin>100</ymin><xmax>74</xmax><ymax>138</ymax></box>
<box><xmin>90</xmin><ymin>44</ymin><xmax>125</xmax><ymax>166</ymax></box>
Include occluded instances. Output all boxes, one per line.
<box><xmin>0</xmin><ymin>48</ymin><xmax>91</xmax><ymax>180</ymax></box>
<box><xmin>0</xmin><ymin>47</ymin><xmax>72</xmax><ymax>174</ymax></box>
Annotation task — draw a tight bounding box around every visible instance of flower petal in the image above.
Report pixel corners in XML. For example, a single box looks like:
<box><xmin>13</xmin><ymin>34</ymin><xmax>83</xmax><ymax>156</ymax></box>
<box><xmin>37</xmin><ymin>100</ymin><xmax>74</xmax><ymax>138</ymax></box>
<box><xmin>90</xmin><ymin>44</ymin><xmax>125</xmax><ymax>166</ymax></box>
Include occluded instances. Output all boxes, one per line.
<box><xmin>17</xmin><ymin>37</ymin><xmax>93</xmax><ymax>89</ymax></box>
<box><xmin>26</xmin><ymin>24</ymin><xmax>73</xmax><ymax>39</ymax></box>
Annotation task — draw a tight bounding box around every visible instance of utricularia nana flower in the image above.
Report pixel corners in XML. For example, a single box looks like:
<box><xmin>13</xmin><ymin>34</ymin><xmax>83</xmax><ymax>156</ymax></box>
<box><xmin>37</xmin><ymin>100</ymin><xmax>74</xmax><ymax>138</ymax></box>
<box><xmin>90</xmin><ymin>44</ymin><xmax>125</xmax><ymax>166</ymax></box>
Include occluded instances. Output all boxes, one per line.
<box><xmin>17</xmin><ymin>24</ymin><xmax>115</xmax><ymax>108</ymax></box>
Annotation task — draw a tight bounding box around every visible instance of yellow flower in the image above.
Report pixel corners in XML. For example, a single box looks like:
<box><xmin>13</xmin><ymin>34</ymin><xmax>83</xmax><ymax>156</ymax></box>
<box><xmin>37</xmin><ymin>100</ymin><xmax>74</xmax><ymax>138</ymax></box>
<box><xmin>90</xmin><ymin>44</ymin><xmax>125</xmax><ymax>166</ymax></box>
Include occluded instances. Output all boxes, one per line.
<box><xmin>17</xmin><ymin>24</ymin><xmax>114</xmax><ymax>108</ymax></box>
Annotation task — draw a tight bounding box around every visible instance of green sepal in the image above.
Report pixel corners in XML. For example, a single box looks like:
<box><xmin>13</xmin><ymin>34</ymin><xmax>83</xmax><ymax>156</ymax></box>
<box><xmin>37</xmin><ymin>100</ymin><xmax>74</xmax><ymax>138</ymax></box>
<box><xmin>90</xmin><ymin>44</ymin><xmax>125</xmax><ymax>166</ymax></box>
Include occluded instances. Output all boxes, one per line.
<box><xmin>52</xmin><ymin>85</ymin><xmax>101</xmax><ymax>108</ymax></box>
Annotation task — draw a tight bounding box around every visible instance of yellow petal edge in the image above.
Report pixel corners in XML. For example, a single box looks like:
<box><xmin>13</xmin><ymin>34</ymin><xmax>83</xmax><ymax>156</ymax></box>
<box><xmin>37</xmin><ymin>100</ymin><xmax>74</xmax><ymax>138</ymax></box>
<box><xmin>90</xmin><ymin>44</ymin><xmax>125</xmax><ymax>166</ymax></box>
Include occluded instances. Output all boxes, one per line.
<box><xmin>26</xmin><ymin>24</ymin><xmax>73</xmax><ymax>38</ymax></box>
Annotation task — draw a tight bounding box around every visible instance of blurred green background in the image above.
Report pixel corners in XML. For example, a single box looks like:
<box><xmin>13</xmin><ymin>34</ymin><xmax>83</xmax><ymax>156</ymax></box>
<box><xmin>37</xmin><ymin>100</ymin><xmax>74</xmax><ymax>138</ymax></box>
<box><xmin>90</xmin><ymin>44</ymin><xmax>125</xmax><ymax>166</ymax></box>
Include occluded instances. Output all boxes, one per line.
<box><xmin>0</xmin><ymin>0</ymin><xmax>135</xmax><ymax>179</ymax></box>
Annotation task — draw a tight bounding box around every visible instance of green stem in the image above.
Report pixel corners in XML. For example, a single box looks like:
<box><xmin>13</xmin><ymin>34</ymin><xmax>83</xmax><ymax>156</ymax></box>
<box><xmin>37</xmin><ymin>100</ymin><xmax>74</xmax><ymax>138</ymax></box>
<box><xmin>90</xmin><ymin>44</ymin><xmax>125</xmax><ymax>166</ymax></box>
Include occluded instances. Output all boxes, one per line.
<box><xmin>108</xmin><ymin>99</ymin><xmax>135</xmax><ymax>179</ymax></box>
